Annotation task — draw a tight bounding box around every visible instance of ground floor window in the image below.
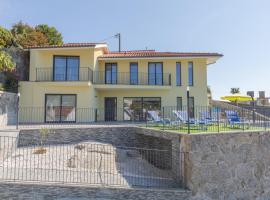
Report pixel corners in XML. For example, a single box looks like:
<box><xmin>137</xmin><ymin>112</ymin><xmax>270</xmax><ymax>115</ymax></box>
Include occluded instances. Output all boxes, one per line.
<box><xmin>45</xmin><ymin>94</ymin><xmax>76</xmax><ymax>122</ymax></box>
<box><xmin>177</xmin><ymin>97</ymin><xmax>182</xmax><ymax>110</ymax></box>
<box><xmin>123</xmin><ymin>97</ymin><xmax>161</xmax><ymax>121</ymax></box>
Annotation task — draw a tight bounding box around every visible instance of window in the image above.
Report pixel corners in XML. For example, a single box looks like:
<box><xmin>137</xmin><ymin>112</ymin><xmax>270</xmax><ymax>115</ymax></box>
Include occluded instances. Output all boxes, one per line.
<box><xmin>123</xmin><ymin>97</ymin><xmax>161</xmax><ymax>121</ymax></box>
<box><xmin>188</xmin><ymin>62</ymin><xmax>194</xmax><ymax>86</ymax></box>
<box><xmin>105</xmin><ymin>63</ymin><xmax>117</xmax><ymax>84</ymax></box>
<box><xmin>45</xmin><ymin>94</ymin><xmax>76</xmax><ymax>122</ymax></box>
<box><xmin>176</xmin><ymin>62</ymin><xmax>181</xmax><ymax>86</ymax></box>
<box><xmin>177</xmin><ymin>97</ymin><xmax>182</xmax><ymax>110</ymax></box>
<box><xmin>148</xmin><ymin>63</ymin><xmax>163</xmax><ymax>85</ymax></box>
<box><xmin>130</xmin><ymin>63</ymin><xmax>138</xmax><ymax>85</ymax></box>
<box><xmin>188</xmin><ymin>97</ymin><xmax>195</xmax><ymax>118</ymax></box>
<box><xmin>54</xmin><ymin>56</ymin><xmax>79</xmax><ymax>81</ymax></box>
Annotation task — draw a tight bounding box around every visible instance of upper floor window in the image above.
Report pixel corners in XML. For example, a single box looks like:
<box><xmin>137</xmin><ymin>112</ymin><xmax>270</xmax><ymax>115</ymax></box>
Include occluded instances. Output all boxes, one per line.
<box><xmin>148</xmin><ymin>62</ymin><xmax>163</xmax><ymax>85</ymax></box>
<box><xmin>188</xmin><ymin>62</ymin><xmax>194</xmax><ymax>86</ymax></box>
<box><xmin>130</xmin><ymin>63</ymin><xmax>138</xmax><ymax>85</ymax></box>
<box><xmin>176</xmin><ymin>62</ymin><xmax>181</xmax><ymax>86</ymax></box>
<box><xmin>105</xmin><ymin>63</ymin><xmax>117</xmax><ymax>84</ymax></box>
<box><xmin>54</xmin><ymin>56</ymin><xmax>79</xmax><ymax>81</ymax></box>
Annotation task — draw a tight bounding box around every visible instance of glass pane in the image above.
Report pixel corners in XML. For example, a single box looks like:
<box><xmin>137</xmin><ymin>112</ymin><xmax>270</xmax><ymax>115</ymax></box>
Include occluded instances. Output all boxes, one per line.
<box><xmin>148</xmin><ymin>63</ymin><xmax>156</xmax><ymax>85</ymax></box>
<box><xmin>67</xmin><ymin>57</ymin><xmax>79</xmax><ymax>81</ymax></box>
<box><xmin>155</xmin><ymin>63</ymin><xmax>163</xmax><ymax>85</ymax></box>
<box><xmin>54</xmin><ymin>57</ymin><xmax>66</xmax><ymax>81</ymax></box>
<box><xmin>105</xmin><ymin>64</ymin><xmax>111</xmax><ymax>84</ymax></box>
<box><xmin>46</xmin><ymin>95</ymin><xmax>61</xmax><ymax>122</ymax></box>
<box><xmin>177</xmin><ymin>97</ymin><xmax>182</xmax><ymax>110</ymax></box>
<box><xmin>143</xmin><ymin>97</ymin><xmax>161</xmax><ymax>121</ymax></box>
<box><xmin>123</xmin><ymin>98</ymin><xmax>142</xmax><ymax>121</ymax></box>
<box><xmin>61</xmin><ymin>95</ymin><xmax>76</xmax><ymax>121</ymax></box>
<box><xmin>130</xmin><ymin>63</ymin><xmax>138</xmax><ymax>85</ymax></box>
<box><xmin>176</xmin><ymin>63</ymin><xmax>181</xmax><ymax>86</ymax></box>
<box><xmin>188</xmin><ymin>62</ymin><xmax>193</xmax><ymax>86</ymax></box>
<box><xmin>111</xmin><ymin>64</ymin><xmax>117</xmax><ymax>84</ymax></box>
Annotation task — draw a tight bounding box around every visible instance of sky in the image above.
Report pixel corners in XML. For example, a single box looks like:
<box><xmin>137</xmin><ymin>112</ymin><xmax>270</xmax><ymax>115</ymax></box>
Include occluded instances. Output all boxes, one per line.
<box><xmin>1</xmin><ymin>0</ymin><xmax>269</xmax><ymax>99</ymax></box>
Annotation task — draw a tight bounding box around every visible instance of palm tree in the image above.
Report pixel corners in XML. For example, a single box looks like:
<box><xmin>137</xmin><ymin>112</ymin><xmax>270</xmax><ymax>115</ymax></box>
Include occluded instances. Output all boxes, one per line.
<box><xmin>230</xmin><ymin>88</ymin><xmax>240</xmax><ymax>94</ymax></box>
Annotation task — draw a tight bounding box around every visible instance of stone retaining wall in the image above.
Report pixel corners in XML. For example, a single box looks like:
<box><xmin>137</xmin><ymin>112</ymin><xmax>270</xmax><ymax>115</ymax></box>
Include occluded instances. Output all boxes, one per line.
<box><xmin>181</xmin><ymin>131</ymin><xmax>270</xmax><ymax>200</ymax></box>
<box><xmin>0</xmin><ymin>182</ymin><xmax>192</xmax><ymax>200</ymax></box>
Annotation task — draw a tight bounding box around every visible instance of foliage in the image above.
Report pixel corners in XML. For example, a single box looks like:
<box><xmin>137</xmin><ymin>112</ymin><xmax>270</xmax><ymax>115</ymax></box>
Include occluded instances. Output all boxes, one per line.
<box><xmin>0</xmin><ymin>26</ymin><xmax>14</xmax><ymax>48</ymax></box>
<box><xmin>16</xmin><ymin>30</ymin><xmax>49</xmax><ymax>48</ymax></box>
<box><xmin>230</xmin><ymin>88</ymin><xmax>240</xmax><ymax>94</ymax></box>
<box><xmin>11</xmin><ymin>21</ymin><xmax>33</xmax><ymax>36</ymax></box>
<box><xmin>0</xmin><ymin>51</ymin><xmax>15</xmax><ymax>72</ymax></box>
<box><xmin>10</xmin><ymin>21</ymin><xmax>63</xmax><ymax>48</ymax></box>
<box><xmin>35</xmin><ymin>24</ymin><xmax>63</xmax><ymax>45</ymax></box>
<box><xmin>34</xmin><ymin>128</ymin><xmax>51</xmax><ymax>154</ymax></box>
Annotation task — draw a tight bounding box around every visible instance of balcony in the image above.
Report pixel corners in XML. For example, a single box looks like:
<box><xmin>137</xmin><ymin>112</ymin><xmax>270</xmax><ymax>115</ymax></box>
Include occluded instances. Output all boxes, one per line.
<box><xmin>93</xmin><ymin>71</ymin><xmax>171</xmax><ymax>86</ymax></box>
<box><xmin>36</xmin><ymin>67</ymin><xmax>92</xmax><ymax>82</ymax></box>
<box><xmin>35</xmin><ymin>68</ymin><xmax>171</xmax><ymax>86</ymax></box>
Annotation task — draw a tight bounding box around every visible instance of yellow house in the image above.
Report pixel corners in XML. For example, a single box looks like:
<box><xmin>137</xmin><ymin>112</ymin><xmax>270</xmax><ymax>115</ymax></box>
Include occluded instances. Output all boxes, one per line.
<box><xmin>18</xmin><ymin>43</ymin><xmax>222</xmax><ymax>123</ymax></box>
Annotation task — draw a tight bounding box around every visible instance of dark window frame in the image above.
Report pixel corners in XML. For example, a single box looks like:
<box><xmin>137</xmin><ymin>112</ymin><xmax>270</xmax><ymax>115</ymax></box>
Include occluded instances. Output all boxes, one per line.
<box><xmin>148</xmin><ymin>62</ymin><xmax>163</xmax><ymax>85</ymax></box>
<box><xmin>105</xmin><ymin>63</ymin><xmax>118</xmax><ymax>84</ymax></box>
<box><xmin>45</xmin><ymin>94</ymin><xmax>77</xmax><ymax>123</ymax></box>
<box><xmin>176</xmin><ymin>62</ymin><xmax>182</xmax><ymax>86</ymax></box>
<box><xmin>53</xmin><ymin>55</ymin><xmax>80</xmax><ymax>81</ymax></box>
<box><xmin>130</xmin><ymin>62</ymin><xmax>138</xmax><ymax>85</ymax></box>
<box><xmin>104</xmin><ymin>97</ymin><xmax>117</xmax><ymax>121</ymax></box>
<box><xmin>188</xmin><ymin>61</ymin><xmax>194</xmax><ymax>86</ymax></box>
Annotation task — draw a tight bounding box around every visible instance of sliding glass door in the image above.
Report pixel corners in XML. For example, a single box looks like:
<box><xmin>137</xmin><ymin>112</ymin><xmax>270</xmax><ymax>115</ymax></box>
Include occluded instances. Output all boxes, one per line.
<box><xmin>45</xmin><ymin>94</ymin><xmax>76</xmax><ymax>122</ymax></box>
<box><xmin>148</xmin><ymin>62</ymin><xmax>163</xmax><ymax>85</ymax></box>
<box><xmin>123</xmin><ymin>97</ymin><xmax>161</xmax><ymax>121</ymax></box>
<box><xmin>105</xmin><ymin>63</ymin><xmax>117</xmax><ymax>84</ymax></box>
<box><xmin>54</xmin><ymin>56</ymin><xmax>79</xmax><ymax>81</ymax></box>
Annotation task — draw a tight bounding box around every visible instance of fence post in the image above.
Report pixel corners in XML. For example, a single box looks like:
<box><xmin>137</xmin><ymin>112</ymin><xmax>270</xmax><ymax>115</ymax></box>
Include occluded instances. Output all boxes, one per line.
<box><xmin>217</xmin><ymin>108</ymin><xmax>220</xmax><ymax>133</ymax></box>
<box><xmin>16</xmin><ymin>93</ymin><xmax>20</xmax><ymax>130</ymax></box>
<box><xmin>162</xmin><ymin>107</ymin><xmax>165</xmax><ymax>130</ymax></box>
<box><xmin>187</xmin><ymin>88</ymin><xmax>190</xmax><ymax>134</ymax></box>
<box><xmin>145</xmin><ymin>109</ymin><xmax>148</xmax><ymax>127</ymax></box>
<box><xmin>94</xmin><ymin>108</ymin><xmax>98</xmax><ymax>122</ymax></box>
<box><xmin>242</xmin><ymin>107</ymin><xmax>245</xmax><ymax>131</ymax></box>
<box><xmin>264</xmin><ymin>106</ymin><xmax>267</xmax><ymax>131</ymax></box>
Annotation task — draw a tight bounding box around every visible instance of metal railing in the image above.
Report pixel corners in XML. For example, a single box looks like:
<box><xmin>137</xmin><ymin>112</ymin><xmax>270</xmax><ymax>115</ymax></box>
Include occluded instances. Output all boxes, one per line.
<box><xmin>14</xmin><ymin>105</ymin><xmax>270</xmax><ymax>133</ymax></box>
<box><xmin>93</xmin><ymin>71</ymin><xmax>171</xmax><ymax>86</ymax></box>
<box><xmin>0</xmin><ymin>136</ymin><xmax>184</xmax><ymax>188</ymax></box>
<box><xmin>36</xmin><ymin>68</ymin><xmax>172</xmax><ymax>86</ymax></box>
<box><xmin>36</xmin><ymin>67</ymin><xmax>93</xmax><ymax>82</ymax></box>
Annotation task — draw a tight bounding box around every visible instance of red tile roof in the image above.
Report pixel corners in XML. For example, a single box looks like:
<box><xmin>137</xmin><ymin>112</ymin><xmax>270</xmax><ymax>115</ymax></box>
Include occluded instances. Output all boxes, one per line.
<box><xmin>99</xmin><ymin>50</ymin><xmax>223</xmax><ymax>58</ymax></box>
<box><xmin>26</xmin><ymin>42</ymin><xmax>106</xmax><ymax>49</ymax></box>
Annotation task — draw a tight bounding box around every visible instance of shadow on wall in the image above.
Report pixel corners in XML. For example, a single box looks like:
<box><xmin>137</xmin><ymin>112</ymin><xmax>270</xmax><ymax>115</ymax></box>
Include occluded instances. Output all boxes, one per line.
<box><xmin>0</xmin><ymin>91</ymin><xmax>17</xmax><ymax>126</ymax></box>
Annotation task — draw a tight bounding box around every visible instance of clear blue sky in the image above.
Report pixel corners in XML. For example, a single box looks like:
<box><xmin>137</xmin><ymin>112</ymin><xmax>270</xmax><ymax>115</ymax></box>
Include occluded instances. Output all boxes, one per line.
<box><xmin>1</xmin><ymin>0</ymin><xmax>269</xmax><ymax>99</ymax></box>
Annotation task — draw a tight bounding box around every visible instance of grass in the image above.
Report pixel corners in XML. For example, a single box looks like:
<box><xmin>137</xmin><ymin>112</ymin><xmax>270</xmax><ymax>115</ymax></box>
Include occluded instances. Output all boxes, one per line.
<box><xmin>144</xmin><ymin>123</ymin><xmax>269</xmax><ymax>134</ymax></box>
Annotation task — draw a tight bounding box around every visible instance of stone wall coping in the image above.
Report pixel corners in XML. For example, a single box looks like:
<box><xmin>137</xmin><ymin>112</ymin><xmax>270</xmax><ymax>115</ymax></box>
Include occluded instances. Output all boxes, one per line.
<box><xmin>0</xmin><ymin>181</ymin><xmax>191</xmax><ymax>193</ymax></box>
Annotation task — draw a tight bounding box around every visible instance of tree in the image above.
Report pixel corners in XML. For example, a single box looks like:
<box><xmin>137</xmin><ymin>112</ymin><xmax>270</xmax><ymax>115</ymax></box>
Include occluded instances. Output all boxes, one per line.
<box><xmin>35</xmin><ymin>24</ymin><xmax>63</xmax><ymax>45</ymax></box>
<box><xmin>11</xmin><ymin>21</ymin><xmax>49</xmax><ymax>48</ymax></box>
<box><xmin>11</xmin><ymin>21</ymin><xmax>33</xmax><ymax>35</ymax></box>
<box><xmin>0</xmin><ymin>51</ymin><xmax>15</xmax><ymax>72</ymax></box>
<box><xmin>16</xmin><ymin>30</ymin><xmax>49</xmax><ymax>48</ymax></box>
<box><xmin>230</xmin><ymin>88</ymin><xmax>240</xmax><ymax>94</ymax></box>
<box><xmin>0</xmin><ymin>26</ymin><xmax>14</xmax><ymax>48</ymax></box>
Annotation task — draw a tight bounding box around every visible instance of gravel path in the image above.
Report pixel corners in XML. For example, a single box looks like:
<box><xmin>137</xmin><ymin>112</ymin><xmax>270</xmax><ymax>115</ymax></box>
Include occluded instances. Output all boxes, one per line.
<box><xmin>0</xmin><ymin>142</ymin><xmax>176</xmax><ymax>188</ymax></box>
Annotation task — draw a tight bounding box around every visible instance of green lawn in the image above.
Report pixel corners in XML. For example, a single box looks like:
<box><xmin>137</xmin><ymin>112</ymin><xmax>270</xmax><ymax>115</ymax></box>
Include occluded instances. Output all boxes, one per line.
<box><xmin>143</xmin><ymin>123</ymin><xmax>269</xmax><ymax>134</ymax></box>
